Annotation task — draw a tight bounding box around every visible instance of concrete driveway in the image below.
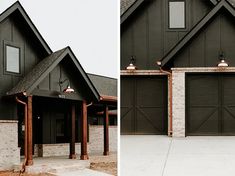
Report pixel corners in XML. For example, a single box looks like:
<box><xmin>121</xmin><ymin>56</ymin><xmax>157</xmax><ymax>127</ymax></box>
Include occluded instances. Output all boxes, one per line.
<box><xmin>121</xmin><ymin>135</ymin><xmax>235</xmax><ymax>176</ymax></box>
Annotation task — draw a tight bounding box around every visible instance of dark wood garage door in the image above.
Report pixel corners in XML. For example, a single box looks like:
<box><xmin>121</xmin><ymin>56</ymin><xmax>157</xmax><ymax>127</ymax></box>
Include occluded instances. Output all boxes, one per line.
<box><xmin>187</xmin><ymin>73</ymin><xmax>235</xmax><ymax>135</ymax></box>
<box><xmin>121</xmin><ymin>76</ymin><xmax>168</xmax><ymax>135</ymax></box>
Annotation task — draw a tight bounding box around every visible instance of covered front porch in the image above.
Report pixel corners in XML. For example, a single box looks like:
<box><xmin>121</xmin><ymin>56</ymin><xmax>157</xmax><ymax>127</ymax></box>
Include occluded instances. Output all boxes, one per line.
<box><xmin>4</xmin><ymin>47</ymin><xmax>117</xmax><ymax>171</ymax></box>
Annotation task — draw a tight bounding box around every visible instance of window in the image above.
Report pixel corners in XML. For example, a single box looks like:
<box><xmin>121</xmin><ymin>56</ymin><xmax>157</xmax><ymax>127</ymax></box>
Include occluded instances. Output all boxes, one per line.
<box><xmin>6</xmin><ymin>45</ymin><xmax>20</xmax><ymax>73</ymax></box>
<box><xmin>169</xmin><ymin>1</ymin><xmax>185</xmax><ymax>29</ymax></box>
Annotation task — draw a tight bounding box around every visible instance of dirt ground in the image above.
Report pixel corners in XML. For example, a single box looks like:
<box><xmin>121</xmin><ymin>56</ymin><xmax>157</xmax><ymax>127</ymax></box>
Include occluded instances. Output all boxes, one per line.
<box><xmin>89</xmin><ymin>152</ymin><xmax>117</xmax><ymax>176</ymax></box>
<box><xmin>0</xmin><ymin>171</ymin><xmax>53</xmax><ymax>176</ymax></box>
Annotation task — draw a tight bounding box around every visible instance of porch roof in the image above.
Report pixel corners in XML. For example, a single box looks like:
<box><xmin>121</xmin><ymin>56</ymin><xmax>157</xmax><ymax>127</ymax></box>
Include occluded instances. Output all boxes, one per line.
<box><xmin>7</xmin><ymin>47</ymin><xmax>100</xmax><ymax>101</ymax></box>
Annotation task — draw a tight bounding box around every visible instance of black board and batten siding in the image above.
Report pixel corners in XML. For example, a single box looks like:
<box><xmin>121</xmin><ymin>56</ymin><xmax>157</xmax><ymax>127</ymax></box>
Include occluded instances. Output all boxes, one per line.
<box><xmin>173</xmin><ymin>11</ymin><xmax>235</xmax><ymax>67</ymax></box>
<box><xmin>0</xmin><ymin>14</ymin><xmax>47</xmax><ymax>120</ymax></box>
<box><xmin>121</xmin><ymin>0</ymin><xmax>212</xmax><ymax>70</ymax></box>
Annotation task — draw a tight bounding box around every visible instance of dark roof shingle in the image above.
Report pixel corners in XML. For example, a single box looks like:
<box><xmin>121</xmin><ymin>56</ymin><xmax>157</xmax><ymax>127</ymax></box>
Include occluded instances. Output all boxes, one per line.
<box><xmin>121</xmin><ymin>0</ymin><xmax>137</xmax><ymax>15</ymax></box>
<box><xmin>88</xmin><ymin>74</ymin><xmax>117</xmax><ymax>97</ymax></box>
<box><xmin>7</xmin><ymin>48</ymin><xmax>66</xmax><ymax>95</ymax></box>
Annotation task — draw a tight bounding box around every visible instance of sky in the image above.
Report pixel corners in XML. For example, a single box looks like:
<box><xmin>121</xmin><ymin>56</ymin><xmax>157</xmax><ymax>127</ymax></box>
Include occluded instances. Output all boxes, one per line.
<box><xmin>0</xmin><ymin>0</ymin><xmax>118</xmax><ymax>78</ymax></box>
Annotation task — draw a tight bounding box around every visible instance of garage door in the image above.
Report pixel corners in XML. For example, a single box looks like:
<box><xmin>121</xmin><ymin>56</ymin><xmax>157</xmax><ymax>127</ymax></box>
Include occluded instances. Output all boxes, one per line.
<box><xmin>187</xmin><ymin>73</ymin><xmax>235</xmax><ymax>135</ymax></box>
<box><xmin>121</xmin><ymin>76</ymin><xmax>168</xmax><ymax>134</ymax></box>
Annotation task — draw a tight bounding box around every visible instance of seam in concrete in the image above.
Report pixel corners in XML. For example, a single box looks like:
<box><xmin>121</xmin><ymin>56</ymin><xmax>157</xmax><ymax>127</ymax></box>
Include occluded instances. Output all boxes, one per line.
<box><xmin>162</xmin><ymin>138</ymin><xmax>173</xmax><ymax>176</ymax></box>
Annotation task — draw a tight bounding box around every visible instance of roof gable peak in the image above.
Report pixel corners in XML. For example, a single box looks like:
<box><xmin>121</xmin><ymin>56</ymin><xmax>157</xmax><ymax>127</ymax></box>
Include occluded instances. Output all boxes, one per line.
<box><xmin>0</xmin><ymin>1</ymin><xmax>52</xmax><ymax>55</ymax></box>
<box><xmin>160</xmin><ymin>0</ymin><xmax>235</xmax><ymax>67</ymax></box>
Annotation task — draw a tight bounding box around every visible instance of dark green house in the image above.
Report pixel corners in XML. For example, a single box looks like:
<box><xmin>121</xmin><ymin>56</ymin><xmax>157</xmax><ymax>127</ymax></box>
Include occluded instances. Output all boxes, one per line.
<box><xmin>0</xmin><ymin>1</ymin><xmax>117</xmax><ymax>170</ymax></box>
<box><xmin>121</xmin><ymin>0</ymin><xmax>235</xmax><ymax>137</ymax></box>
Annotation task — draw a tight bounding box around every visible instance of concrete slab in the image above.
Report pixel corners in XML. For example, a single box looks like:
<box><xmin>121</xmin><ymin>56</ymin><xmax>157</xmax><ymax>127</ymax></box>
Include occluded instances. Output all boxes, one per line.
<box><xmin>164</xmin><ymin>137</ymin><xmax>235</xmax><ymax>176</ymax></box>
<box><xmin>25</xmin><ymin>156</ymin><xmax>89</xmax><ymax>174</ymax></box>
<box><xmin>121</xmin><ymin>135</ymin><xmax>235</xmax><ymax>176</ymax></box>
<box><xmin>120</xmin><ymin>135</ymin><xmax>171</xmax><ymax>176</ymax></box>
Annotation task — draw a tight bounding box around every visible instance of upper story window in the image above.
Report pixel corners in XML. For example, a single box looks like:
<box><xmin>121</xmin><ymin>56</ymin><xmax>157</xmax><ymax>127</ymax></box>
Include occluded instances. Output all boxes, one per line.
<box><xmin>6</xmin><ymin>45</ymin><xmax>20</xmax><ymax>73</ymax></box>
<box><xmin>169</xmin><ymin>1</ymin><xmax>185</xmax><ymax>29</ymax></box>
<box><xmin>4</xmin><ymin>40</ymin><xmax>23</xmax><ymax>76</ymax></box>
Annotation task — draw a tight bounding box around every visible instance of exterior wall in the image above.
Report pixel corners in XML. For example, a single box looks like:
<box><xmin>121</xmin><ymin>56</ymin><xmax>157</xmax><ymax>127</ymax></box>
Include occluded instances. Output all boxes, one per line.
<box><xmin>0</xmin><ymin>16</ymin><xmax>47</xmax><ymax>121</ymax></box>
<box><xmin>0</xmin><ymin>120</ymin><xmax>20</xmax><ymax>171</ymax></box>
<box><xmin>34</xmin><ymin>125</ymin><xmax>117</xmax><ymax>157</ymax></box>
<box><xmin>121</xmin><ymin>0</ymin><xmax>212</xmax><ymax>70</ymax></box>
<box><xmin>173</xmin><ymin>12</ymin><xmax>235</xmax><ymax>68</ymax></box>
<box><xmin>89</xmin><ymin>125</ymin><xmax>117</xmax><ymax>153</ymax></box>
<box><xmin>172</xmin><ymin>67</ymin><xmax>235</xmax><ymax>137</ymax></box>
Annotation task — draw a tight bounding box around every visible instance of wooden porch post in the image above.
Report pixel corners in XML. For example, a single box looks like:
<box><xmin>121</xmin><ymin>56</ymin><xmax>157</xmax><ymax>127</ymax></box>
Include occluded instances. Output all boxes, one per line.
<box><xmin>80</xmin><ymin>101</ymin><xmax>88</xmax><ymax>160</ymax></box>
<box><xmin>103</xmin><ymin>105</ymin><xmax>109</xmax><ymax>155</ymax></box>
<box><xmin>26</xmin><ymin>96</ymin><xmax>33</xmax><ymax>165</ymax></box>
<box><xmin>69</xmin><ymin>104</ymin><xmax>76</xmax><ymax>159</ymax></box>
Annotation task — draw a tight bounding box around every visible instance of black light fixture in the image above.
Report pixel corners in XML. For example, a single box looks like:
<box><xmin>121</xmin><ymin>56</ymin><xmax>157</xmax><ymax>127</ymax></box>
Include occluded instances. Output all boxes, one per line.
<box><xmin>59</xmin><ymin>79</ymin><xmax>75</xmax><ymax>93</ymax></box>
<box><xmin>217</xmin><ymin>52</ymin><xmax>229</xmax><ymax>67</ymax></box>
<box><xmin>126</xmin><ymin>56</ymin><xmax>137</xmax><ymax>70</ymax></box>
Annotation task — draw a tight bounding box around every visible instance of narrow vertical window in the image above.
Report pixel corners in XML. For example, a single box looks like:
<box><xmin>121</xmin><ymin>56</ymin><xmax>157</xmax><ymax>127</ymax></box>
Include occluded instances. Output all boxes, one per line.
<box><xmin>6</xmin><ymin>45</ymin><xmax>20</xmax><ymax>73</ymax></box>
<box><xmin>169</xmin><ymin>1</ymin><xmax>185</xmax><ymax>29</ymax></box>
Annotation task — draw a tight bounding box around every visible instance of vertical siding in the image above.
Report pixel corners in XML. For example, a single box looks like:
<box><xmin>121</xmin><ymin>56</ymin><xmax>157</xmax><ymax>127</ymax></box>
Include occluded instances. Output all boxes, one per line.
<box><xmin>221</xmin><ymin>12</ymin><xmax>235</xmax><ymax>66</ymax></box>
<box><xmin>0</xmin><ymin>16</ymin><xmax>48</xmax><ymax>120</ymax></box>
<box><xmin>174</xmin><ymin>11</ymin><xmax>235</xmax><ymax>67</ymax></box>
<box><xmin>121</xmin><ymin>0</ymin><xmax>212</xmax><ymax>70</ymax></box>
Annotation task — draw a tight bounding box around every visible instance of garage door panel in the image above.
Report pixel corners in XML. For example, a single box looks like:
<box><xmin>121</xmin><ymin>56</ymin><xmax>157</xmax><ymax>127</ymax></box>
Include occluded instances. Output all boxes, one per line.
<box><xmin>187</xmin><ymin>73</ymin><xmax>235</xmax><ymax>136</ymax></box>
<box><xmin>188</xmin><ymin>75</ymin><xmax>219</xmax><ymax>106</ymax></box>
<box><xmin>136</xmin><ymin>77</ymin><xmax>167</xmax><ymax>107</ymax></box>
<box><xmin>121</xmin><ymin>78</ymin><xmax>134</xmax><ymax>106</ymax></box>
<box><xmin>136</xmin><ymin>107</ymin><xmax>166</xmax><ymax>134</ymax></box>
<box><xmin>223</xmin><ymin>75</ymin><xmax>235</xmax><ymax>105</ymax></box>
<box><xmin>223</xmin><ymin>107</ymin><xmax>235</xmax><ymax>134</ymax></box>
<box><xmin>121</xmin><ymin>107</ymin><xmax>134</xmax><ymax>134</ymax></box>
<box><xmin>121</xmin><ymin>76</ymin><xmax>167</xmax><ymax>135</ymax></box>
<box><xmin>136</xmin><ymin>108</ymin><xmax>163</xmax><ymax>134</ymax></box>
<box><xmin>188</xmin><ymin>107</ymin><xmax>219</xmax><ymax>135</ymax></box>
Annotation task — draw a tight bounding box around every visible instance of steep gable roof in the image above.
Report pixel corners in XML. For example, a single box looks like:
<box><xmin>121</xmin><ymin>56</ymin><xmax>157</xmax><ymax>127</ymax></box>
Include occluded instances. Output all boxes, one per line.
<box><xmin>160</xmin><ymin>0</ymin><xmax>235</xmax><ymax>67</ymax></box>
<box><xmin>7</xmin><ymin>47</ymin><xmax>100</xmax><ymax>101</ymax></box>
<box><xmin>121</xmin><ymin>0</ymin><xmax>145</xmax><ymax>24</ymax></box>
<box><xmin>0</xmin><ymin>1</ymin><xmax>52</xmax><ymax>54</ymax></box>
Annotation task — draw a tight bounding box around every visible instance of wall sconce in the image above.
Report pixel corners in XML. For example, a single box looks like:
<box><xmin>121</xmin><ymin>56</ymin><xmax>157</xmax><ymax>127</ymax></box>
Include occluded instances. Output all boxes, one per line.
<box><xmin>126</xmin><ymin>56</ymin><xmax>137</xmax><ymax>70</ymax></box>
<box><xmin>59</xmin><ymin>79</ymin><xmax>75</xmax><ymax>93</ymax></box>
<box><xmin>156</xmin><ymin>60</ymin><xmax>162</xmax><ymax>67</ymax></box>
<box><xmin>217</xmin><ymin>52</ymin><xmax>229</xmax><ymax>67</ymax></box>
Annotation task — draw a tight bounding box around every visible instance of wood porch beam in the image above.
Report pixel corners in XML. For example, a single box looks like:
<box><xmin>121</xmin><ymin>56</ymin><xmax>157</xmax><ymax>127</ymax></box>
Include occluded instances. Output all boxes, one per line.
<box><xmin>26</xmin><ymin>96</ymin><xmax>33</xmax><ymax>165</ymax></box>
<box><xmin>69</xmin><ymin>104</ymin><xmax>76</xmax><ymax>159</ymax></box>
<box><xmin>80</xmin><ymin>101</ymin><xmax>88</xmax><ymax>160</ymax></box>
<box><xmin>103</xmin><ymin>105</ymin><xmax>109</xmax><ymax>155</ymax></box>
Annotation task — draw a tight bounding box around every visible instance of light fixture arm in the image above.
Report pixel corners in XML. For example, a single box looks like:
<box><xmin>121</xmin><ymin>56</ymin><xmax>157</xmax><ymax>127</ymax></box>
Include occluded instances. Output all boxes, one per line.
<box><xmin>59</xmin><ymin>78</ymin><xmax>75</xmax><ymax>93</ymax></box>
<box><xmin>59</xmin><ymin>78</ymin><xmax>70</xmax><ymax>87</ymax></box>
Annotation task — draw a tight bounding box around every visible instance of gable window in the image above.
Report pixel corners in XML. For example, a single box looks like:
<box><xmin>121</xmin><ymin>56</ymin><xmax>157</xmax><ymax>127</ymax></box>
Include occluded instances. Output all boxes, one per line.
<box><xmin>6</xmin><ymin>45</ymin><xmax>20</xmax><ymax>73</ymax></box>
<box><xmin>169</xmin><ymin>1</ymin><xmax>185</xmax><ymax>29</ymax></box>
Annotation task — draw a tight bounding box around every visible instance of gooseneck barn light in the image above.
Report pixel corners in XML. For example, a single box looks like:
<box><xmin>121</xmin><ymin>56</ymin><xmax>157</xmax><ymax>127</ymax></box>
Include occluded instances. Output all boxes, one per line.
<box><xmin>217</xmin><ymin>52</ymin><xmax>229</xmax><ymax>67</ymax></box>
<box><xmin>126</xmin><ymin>56</ymin><xmax>137</xmax><ymax>70</ymax></box>
<box><xmin>59</xmin><ymin>79</ymin><xmax>75</xmax><ymax>93</ymax></box>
